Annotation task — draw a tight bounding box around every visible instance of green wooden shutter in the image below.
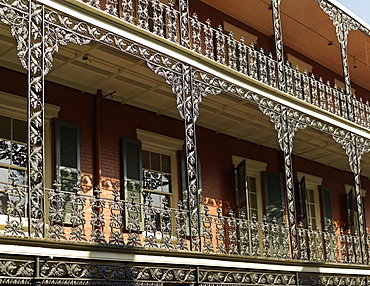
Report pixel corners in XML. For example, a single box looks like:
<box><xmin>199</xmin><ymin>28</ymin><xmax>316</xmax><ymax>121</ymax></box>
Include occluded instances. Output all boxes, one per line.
<box><xmin>235</xmin><ymin>160</ymin><xmax>248</xmax><ymax>218</ymax></box>
<box><xmin>120</xmin><ymin>137</ymin><xmax>143</xmax><ymax>229</ymax></box>
<box><xmin>54</xmin><ymin>120</ymin><xmax>81</xmax><ymax>223</ymax></box>
<box><xmin>347</xmin><ymin>188</ymin><xmax>355</xmax><ymax>233</ymax></box>
<box><xmin>299</xmin><ymin>176</ymin><xmax>307</xmax><ymax>225</ymax></box>
<box><xmin>320</xmin><ymin>187</ymin><xmax>333</xmax><ymax>232</ymax></box>
<box><xmin>263</xmin><ymin>172</ymin><xmax>285</xmax><ymax>225</ymax></box>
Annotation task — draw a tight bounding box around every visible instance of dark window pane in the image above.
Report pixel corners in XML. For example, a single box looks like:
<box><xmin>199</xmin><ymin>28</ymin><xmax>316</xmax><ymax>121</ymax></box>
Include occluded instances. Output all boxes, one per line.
<box><xmin>142</xmin><ymin>150</ymin><xmax>150</xmax><ymax>169</ymax></box>
<box><xmin>13</xmin><ymin>119</ymin><xmax>27</xmax><ymax>143</ymax></box>
<box><xmin>162</xmin><ymin>154</ymin><xmax>171</xmax><ymax>173</ymax></box>
<box><xmin>0</xmin><ymin>140</ymin><xmax>10</xmax><ymax>165</ymax></box>
<box><xmin>0</xmin><ymin>191</ymin><xmax>6</xmax><ymax>215</ymax></box>
<box><xmin>162</xmin><ymin>174</ymin><xmax>171</xmax><ymax>193</ymax></box>
<box><xmin>151</xmin><ymin>152</ymin><xmax>161</xmax><ymax>171</ymax></box>
<box><xmin>0</xmin><ymin>116</ymin><xmax>11</xmax><ymax>140</ymax></box>
<box><xmin>11</xmin><ymin>143</ymin><xmax>27</xmax><ymax>167</ymax></box>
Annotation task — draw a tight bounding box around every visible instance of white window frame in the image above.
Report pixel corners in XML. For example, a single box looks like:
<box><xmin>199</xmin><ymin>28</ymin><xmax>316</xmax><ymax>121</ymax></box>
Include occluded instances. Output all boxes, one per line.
<box><xmin>287</xmin><ymin>53</ymin><xmax>313</xmax><ymax>74</ymax></box>
<box><xmin>232</xmin><ymin>155</ymin><xmax>266</xmax><ymax>221</ymax></box>
<box><xmin>137</xmin><ymin>129</ymin><xmax>182</xmax><ymax>206</ymax></box>
<box><xmin>297</xmin><ymin>172</ymin><xmax>322</xmax><ymax>228</ymax></box>
<box><xmin>223</xmin><ymin>21</ymin><xmax>258</xmax><ymax>45</ymax></box>
<box><xmin>0</xmin><ymin>91</ymin><xmax>59</xmax><ymax>228</ymax></box>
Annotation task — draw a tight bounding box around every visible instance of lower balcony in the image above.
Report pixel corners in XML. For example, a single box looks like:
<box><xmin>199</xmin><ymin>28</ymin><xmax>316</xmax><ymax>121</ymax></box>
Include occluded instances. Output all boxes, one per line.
<box><xmin>1</xmin><ymin>177</ymin><xmax>368</xmax><ymax>267</ymax></box>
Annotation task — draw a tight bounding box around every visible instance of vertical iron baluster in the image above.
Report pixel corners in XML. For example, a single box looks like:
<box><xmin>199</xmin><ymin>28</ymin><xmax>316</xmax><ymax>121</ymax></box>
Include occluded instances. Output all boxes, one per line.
<box><xmin>326</xmin><ymin>81</ymin><xmax>334</xmax><ymax>113</ymax></box>
<box><xmin>178</xmin><ymin>0</ymin><xmax>190</xmax><ymax>48</ymax></box>
<box><xmin>354</xmin><ymin>96</ymin><xmax>361</xmax><ymax>125</ymax></box>
<box><xmin>340</xmin><ymin>90</ymin><xmax>349</xmax><ymax>120</ymax></box>
<box><xmin>215</xmin><ymin>207</ymin><xmax>226</xmax><ymax>254</ymax></box>
<box><xmin>70</xmin><ymin>185</ymin><xmax>87</xmax><ymax>241</ymax></box>
<box><xmin>5</xmin><ymin>174</ymin><xmax>26</xmax><ymax>236</ymax></box>
<box><xmin>202</xmin><ymin>205</ymin><xmax>214</xmax><ymax>253</ymax></box>
<box><xmin>227</xmin><ymin>210</ymin><xmax>238</xmax><ymax>255</ymax></box>
<box><xmin>366</xmin><ymin>101</ymin><xmax>370</xmax><ymax>129</ymax></box>
<box><xmin>316</xmin><ymin>225</ymin><xmax>324</xmax><ymax>262</ymax></box>
<box><xmin>298</xmin><ymin>222</ymin><xmax>308</xmax><ymax>260</ymax></box>
<box><xmin>293</xmin><ymin>66</ymin><xmax>302</xmax><ymax>100</ymax></box>
<box><xmin>90</xmin><ymin>187</ymin><xmax>106</xmax><ymax>243</ymax></box>
<box><xmin>227</xmin><ymin>31</ymin><xmax>237</xmax><ymax>70</ymax></box>
<box><xmin>48</xmin><ymin>181</ymin><xmax>66</xmax><ymax>240</ymax></box>
<box><xmin>250</xmin><ymin>213</ymin><xmax>259</xmax><ymax>256</ymax></box>
<box><xmin>268</xmin><ymin>53</ymin><xmax>277</xmax><ymax>88</ymax></box>
<box><xmin>258</xmin><ymin>48</ymin><xmax>268</xmax><ymax>85</ymax></box>
<box><xmin>348</xmin><ymin>229</ymin><xmax>355</xmax><ymax>264</ymax></box>
<box><xmin>310</xmin><ymin>74</ymin><xmax>319</xmax><ymax>107</ymax></box>
<box><xmin>270</xmin><ymin>217</ymin><xmax>279</xmax><ymax>258</ymax></box>
<box><xmin>307</xmin><ymin>224</ymin><xmax>316</xmax><ymax>261</ymax></box>
<box><xmin>335</xmin><ymin>231</ymin><xmax>341</xmax><ymax>263</ymax></box>
<box><xmin>160</xmin><ymin>198</ymin><xmax>173</xmax><ymax>249</ymax></box>
<box><xmin>359</xmin><ymin>98</ymin><xmax>366</xmax><ymax>127</ymax></box>
<box><xmin>175</xmin><ymin>201</ymin><xmax>188</xmax><ymax>250</ymax></box>
<box><xmin>126</xmin><ymin>193</ymin><xmax>142</xmax><ymax>246</ymax></box>
<box><xmin>354</xmin><ymin>231</ymin><xmax>362</xmax><ymax>264</ymax></box>
<box><xmin>340</xmin><ymin>228</ymin><xmax>348</xmax><ymax>263</ymax></box>
<box><xmin>86</xmin><ymin>0</ymin><xmax>100</xmax><ymax>8</ymax></box>
<box><xmin>333</xmin><ymin>85</ymin><xmax>341</xmax><ymax>116</ymax></box>
<box><xmin>166</xmin><ymin>0</ymin><xmax>178</xmax><ymax>43</ymax></box>
<box><xmin>347</xmin><ymin>94</ymin><xmax>355</xmax><ymax>122</ymax></box>
<box><xmin>144</xmin><ymin>192</ymin><xmax>158</xmax><ymax>248</ymax></box>
<box><xmin>324</xmin><ymin>229</ymin><xmax>332</xmax><ymax>262</ymax></box>
<box><xmin>215</xmin><ymin>25</ymin><xmax>226</xmax><ymax>65</ymax></box>
<box><xmin>318</xmin><ymin>77</ymin><xmax>327</xmax><ymax>110</ymax></box>
<box><xmin>285</xmin><ymin>62</ymin><xmax>293</xmax><ymax>95</ymax></box>
<box><xmin>239</xmin><ymin>212</ymin><xmax>250</xmax><ymax>256</ymax></box>
<box><xmin>238</xmin><ymin>37</ymin><xmax>248</xmax><ymax>75</ymax></box>
<box><xmin>105</xmin><ymin>0</ymin><xmax>118</xmax><ymax>16</ymax></box>
<box><xmin>249</xmin><ymin>43</ymin><xmax>258</xmax><ymax>80</ymax></box>
<box><xmin>121</xmin><ymin>0</ymin><xmax>135</xmax><ymax>24</ymax></box>
<box><xmin>204</xmin><ymin>19</ymin><xmax>214</xmax><ymax>60</ymax></box>
<box><xmin>262</xmin><ymin>216</ymin><xmax>270</xmax><ymax>258</ymax></box>
<box><xmin>138</xmin><ymin>0</ymin><xmax>149</xmax><ymax>30</ymax></box>
<box><xmin>109</xmin><ymin>190</ymin><xmax>125</xmax><ymax>245</ymax></box>
<box><xmin>190</xmin><ymin>13</ymin><xmax>202</xmax><ymax>54</ymax></box>
<box><xmin>302</xmin><ymin>70</ymin><xmax>311</xmax><ymax>103</ymax></box>
<box><xmin>282</xmin><ymin>225</ymin><xmax>290</xmax><ymax>259</ymax></box>
<box><xmin>152</xmin><ymin>0</ymin><xmax>164</xmax><ymax>37</ymax></box>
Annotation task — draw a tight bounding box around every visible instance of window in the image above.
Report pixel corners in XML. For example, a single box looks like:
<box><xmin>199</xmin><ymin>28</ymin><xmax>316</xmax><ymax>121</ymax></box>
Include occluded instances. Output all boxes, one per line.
<box><xmin>287</xmin><ymin>54</ymin><xmax>313</xmax><ymax>74</ymax></box>
<box><xmin>0</xmin><ymin>115</ymin><xmax>27</xmax><ymax>214</ymax></box>
<box><xmin>345</xmin><ymin>184</ymin><xmax>366</xmax><ymax>235</ymax></box>
<box><xmin>297</xmin><ymin>172</ymin><xmax>323</xmax><ymax>229</ymax></box>
<box><xmin>232</xmin><ymin>156</ymin><xmax>266</xmax><ymax>221</ymax></box>
<box><xmin>138</xmin><ymin>129</ymin><xmax>181</xmax><ymax>208</ymax></box>
<box><xmin>121</xmin><ymin>129</ymin><xmax>182</xmax><ymax>229</ymax></box>
<box><xmin>0</xmin><ymin>92</ymin><xmax>59</xmax><ymax>218</ymax></box>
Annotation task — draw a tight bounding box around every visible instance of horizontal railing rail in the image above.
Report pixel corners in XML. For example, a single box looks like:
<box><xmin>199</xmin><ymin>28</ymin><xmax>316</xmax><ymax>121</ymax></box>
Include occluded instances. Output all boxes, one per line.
<box><xmin>1</xmin><ymin>180</ymin><xmax>369</xmax><ymax>266</ymax></box>
<box><xmin>76</xmin><ymin>0</ymin><xmax>370</xmax><ymax>129</ymax></box>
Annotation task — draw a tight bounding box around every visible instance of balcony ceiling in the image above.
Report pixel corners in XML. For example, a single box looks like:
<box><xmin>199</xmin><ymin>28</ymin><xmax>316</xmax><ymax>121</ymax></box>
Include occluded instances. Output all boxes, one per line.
<box><xmin>201</xmin><ymin>0</ymin><xmax>370</xmax><ymax>97</ymax></box>
<box><xmin>1</xmin><ymin>15</ymin><xmax>370</xmax><ymax>180</ymax></box>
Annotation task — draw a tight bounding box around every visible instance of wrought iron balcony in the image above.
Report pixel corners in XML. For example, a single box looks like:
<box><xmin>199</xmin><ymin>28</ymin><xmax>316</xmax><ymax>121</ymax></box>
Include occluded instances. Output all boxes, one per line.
<box><xmin>73</xmin><ymin>0</ymin><xmax>370</xmax><ymax>130</ymax></box>
<box><xmin>1</xmin><ymin>178</ymin><xmax>368</xmax><ymax>266</ymax></box>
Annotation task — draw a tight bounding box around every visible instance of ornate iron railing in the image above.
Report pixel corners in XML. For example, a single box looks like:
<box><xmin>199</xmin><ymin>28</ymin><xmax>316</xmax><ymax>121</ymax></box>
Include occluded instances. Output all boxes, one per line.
<box><xmin>1</xmin><ymin>180</ymin><xmax>369</xmax><ymax>266</ymax></box>
<box><xmin>75</xmin><ymin>0</ymin><xmax>370</xmax><ymax>129</ymax></box>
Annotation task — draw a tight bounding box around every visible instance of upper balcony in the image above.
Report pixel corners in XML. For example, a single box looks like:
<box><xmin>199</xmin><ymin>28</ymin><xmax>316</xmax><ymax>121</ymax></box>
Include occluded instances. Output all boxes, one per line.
<box><xmin>58</xmin><ymin>0</ymin><xmax>370</xmax><ymax>133</ymax></box>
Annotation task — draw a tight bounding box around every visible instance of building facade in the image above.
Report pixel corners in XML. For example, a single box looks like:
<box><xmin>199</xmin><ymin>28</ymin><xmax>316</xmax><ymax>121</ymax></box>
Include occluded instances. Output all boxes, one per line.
<box><xmin>0</xmin><ymin>0</ymin><xmax>370</xmax><ymax>285</ymax></box>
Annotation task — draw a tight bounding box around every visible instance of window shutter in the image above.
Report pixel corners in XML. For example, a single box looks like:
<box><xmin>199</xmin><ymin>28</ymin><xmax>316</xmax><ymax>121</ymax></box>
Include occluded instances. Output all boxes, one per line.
<box><xmin>347</xmin><ymin>188</ymin><xmax>355</xmax><ymax>232</ymax></box>
<box><xmin>54</xmin><ymin>120</ymin><xmax>81</xmax><ymax>223</ymax></box>
<box><xmin>179</xmin><ymin>151</ymin><xmax>202</xmax><ymax>210</ymax></box>
<box><xmin>263</xmin><ymin>172</ymin><xmax>285</xmax><ymax>225</ymax></box>
<box><xmin>120</xmin><ymin>137</ymin><xmax>143</xmax><ymax>229</ymax></box>
<box><xmin>235</xmin><ymin>160</ymin><xmax>248</xmax><ymax>218</ymax></box>
<box><xmin>320</xmin><ymin>187</ymin><xmax>333</xmax><ymax>232</ymax></box>
<box><xmin>299</xmin><ymin>176</ymin><xmax>307</xmax><ymax>223</ymax></box>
